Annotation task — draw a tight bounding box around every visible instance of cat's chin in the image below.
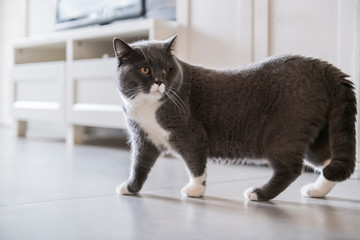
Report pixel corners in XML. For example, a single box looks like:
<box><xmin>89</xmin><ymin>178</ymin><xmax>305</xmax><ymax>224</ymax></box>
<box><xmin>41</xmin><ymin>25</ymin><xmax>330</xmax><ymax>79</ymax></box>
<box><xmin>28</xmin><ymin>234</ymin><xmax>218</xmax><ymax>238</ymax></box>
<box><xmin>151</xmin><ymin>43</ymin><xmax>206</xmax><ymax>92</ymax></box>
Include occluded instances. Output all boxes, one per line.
<box><xmin>147</xmin><ymin>92</ymin><xmax>164</xmax><ymax>102</ymax></box>
<box><xmin>151</xmin><ymin>91</ymin><xmax>163</xmax><ymax>97</ymax></box>
<box><xmin>147</xmin><ymin>89</ymin><xmax>165</xmax><ymax>100</ymax></box>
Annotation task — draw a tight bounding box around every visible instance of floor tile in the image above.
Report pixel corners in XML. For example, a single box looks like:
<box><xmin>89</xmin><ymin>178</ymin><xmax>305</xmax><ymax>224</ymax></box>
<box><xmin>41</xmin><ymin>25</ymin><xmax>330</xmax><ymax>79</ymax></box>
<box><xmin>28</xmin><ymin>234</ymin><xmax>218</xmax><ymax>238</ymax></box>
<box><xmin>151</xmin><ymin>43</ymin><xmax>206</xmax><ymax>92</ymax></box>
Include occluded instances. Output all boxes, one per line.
<box><xmin>0</xmin><ymin>128</ymin><xmax>359</xmax><ymax>240</ymax></box>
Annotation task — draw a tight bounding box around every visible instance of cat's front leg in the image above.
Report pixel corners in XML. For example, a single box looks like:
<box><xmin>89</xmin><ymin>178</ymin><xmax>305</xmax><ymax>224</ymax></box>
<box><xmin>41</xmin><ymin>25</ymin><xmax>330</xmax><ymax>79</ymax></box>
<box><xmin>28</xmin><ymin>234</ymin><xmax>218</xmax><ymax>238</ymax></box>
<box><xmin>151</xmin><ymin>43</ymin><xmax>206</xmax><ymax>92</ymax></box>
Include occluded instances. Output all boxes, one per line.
<box><xmin>181</xmin><ymin>168</ymin><xmax>207</xmax><ymax>198</ymax></box>
<box><xmin>180</xmin><ymin>151</ymin><xmax>207</xmax><ymax>198</ymax></box>
<box><xmin>116</xmin><ymin>138</ymin><xmax>160</xmax><ymax>195</ymax></box>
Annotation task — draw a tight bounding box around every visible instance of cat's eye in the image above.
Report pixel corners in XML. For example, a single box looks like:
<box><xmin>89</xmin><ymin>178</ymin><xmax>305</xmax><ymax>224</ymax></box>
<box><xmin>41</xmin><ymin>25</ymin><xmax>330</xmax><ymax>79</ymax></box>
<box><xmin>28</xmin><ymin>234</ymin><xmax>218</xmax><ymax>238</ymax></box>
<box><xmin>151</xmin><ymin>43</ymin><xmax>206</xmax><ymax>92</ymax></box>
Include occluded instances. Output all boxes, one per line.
<box><xmin>162</xmin><ymin>68</ymin><xmax>170</xmax><ymax>75</ymax></box>
<box><xmin>140</xmin><ymin>67</ymin><xmax>150</xmax><ymax>75</ymax></box>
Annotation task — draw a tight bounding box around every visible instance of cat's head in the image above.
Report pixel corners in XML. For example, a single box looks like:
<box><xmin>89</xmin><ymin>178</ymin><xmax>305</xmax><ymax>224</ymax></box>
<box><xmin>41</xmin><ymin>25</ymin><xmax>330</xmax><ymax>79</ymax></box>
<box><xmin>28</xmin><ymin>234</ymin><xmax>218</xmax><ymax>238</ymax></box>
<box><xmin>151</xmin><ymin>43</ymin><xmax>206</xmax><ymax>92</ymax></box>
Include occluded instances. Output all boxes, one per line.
<box><xmin>113</xmin><ymin>36</ymin><xmax>183</xmax><ymax>103</ymax></box>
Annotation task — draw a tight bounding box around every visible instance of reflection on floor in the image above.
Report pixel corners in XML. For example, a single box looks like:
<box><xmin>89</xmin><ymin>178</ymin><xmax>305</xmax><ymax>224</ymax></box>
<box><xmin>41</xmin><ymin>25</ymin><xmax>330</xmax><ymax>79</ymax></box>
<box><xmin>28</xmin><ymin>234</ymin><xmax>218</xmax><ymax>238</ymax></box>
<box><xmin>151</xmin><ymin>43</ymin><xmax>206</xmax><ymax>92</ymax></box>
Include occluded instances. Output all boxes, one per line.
<box><xmin>0</xmin><ymin>128</ymin><xmax>359</xmax><ymax>240</ymax></box>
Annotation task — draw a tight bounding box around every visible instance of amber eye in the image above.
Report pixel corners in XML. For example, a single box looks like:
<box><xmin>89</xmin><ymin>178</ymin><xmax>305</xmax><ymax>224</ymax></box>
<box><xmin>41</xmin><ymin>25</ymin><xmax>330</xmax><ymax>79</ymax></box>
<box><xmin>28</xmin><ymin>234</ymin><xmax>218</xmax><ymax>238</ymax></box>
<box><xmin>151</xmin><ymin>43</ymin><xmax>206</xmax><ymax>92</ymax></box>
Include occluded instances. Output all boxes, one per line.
<box><xmin>162</xmin><ymin>68</ymin><xmax>170</xmax><ymax>75</ymax></box>
<box><xmin>140</xmin><ymin>67</ymin><xmax>150</xmax><ymax>75</ymax></box>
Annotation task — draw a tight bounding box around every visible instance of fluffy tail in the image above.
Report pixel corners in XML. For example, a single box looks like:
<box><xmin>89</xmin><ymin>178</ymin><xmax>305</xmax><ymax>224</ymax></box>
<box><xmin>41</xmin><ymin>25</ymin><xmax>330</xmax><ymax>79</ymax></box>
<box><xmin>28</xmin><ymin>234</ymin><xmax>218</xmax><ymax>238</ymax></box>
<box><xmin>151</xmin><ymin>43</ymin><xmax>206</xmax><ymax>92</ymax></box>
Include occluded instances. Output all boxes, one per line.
<box><xmin>323</xmin><ymin>68</ymin><xmax>357</xmax><ymax>182</ymax></box>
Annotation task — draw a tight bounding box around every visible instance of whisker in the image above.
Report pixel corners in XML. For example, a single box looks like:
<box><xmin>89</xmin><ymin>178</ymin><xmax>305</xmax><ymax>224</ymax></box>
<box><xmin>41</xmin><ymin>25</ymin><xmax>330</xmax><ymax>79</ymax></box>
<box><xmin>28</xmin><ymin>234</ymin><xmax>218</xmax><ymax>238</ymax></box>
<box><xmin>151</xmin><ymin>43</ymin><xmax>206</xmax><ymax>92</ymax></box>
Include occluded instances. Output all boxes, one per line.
<box><xmin>166</xmin><ymin>88</ymin><xmax>188</xmax><ymax>116</ymax></box>
<box><xmin>121</xmin><ymin>86</ymin><xmax>143</xmax><ymax>99</ymax></box>
<box><xmin>164</xmin><ymin>91</ymin><xmax>179</xmax><ymax>108</ymax></box>
<box><xmin>165</xmin><ymin>92</ymin><xmax>185</xmax><ymax>115</ymax></box>
<box><xmin>169</xmin><ymin>92</ymin><xmax>187</xmax><ymax>114</ymax></box>
<box><xmin>168</xmin><ymin>94</ymin><xmax>185</xmax><ymax>114</ymax></box>
<box><xmin>129</xmin><ymin>89</ymin><xmax>143</xmax><ymax>99</ymax></box>
<box><xmin>121</xmin><ymin>86</ymin><xmax>142</xmax><ymax>94</ymax></box>
<box><xmin>168</xmin><ymin>88</ymin><xmax>188</xmax><ymax>112</ymax></box>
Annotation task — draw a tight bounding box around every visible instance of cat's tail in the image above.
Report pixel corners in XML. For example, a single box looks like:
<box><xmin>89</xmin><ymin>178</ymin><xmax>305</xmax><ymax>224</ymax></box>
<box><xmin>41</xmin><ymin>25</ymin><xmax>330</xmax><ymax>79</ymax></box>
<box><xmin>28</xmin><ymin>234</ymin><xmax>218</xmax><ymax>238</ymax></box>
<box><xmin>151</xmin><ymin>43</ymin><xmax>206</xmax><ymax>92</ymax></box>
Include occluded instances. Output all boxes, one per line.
<box><xmin>324</xmin><ymin>67</ymin><xmax>357</xmax><ymax>182</ymax></box>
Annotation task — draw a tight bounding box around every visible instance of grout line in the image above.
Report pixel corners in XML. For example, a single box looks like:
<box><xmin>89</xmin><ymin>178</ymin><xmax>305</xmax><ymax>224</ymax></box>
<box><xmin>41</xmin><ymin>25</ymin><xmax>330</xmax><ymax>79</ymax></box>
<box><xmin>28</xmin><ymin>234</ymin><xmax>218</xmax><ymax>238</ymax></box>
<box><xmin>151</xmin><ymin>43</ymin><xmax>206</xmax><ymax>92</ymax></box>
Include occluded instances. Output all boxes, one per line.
<box><xmin>0</xmin><ymin>177</ymin><xmax>271</xmax><ymax>208</ymax></box>
<box><xmin>206</xmin><ymin>176</ymin><xmax>271</xmax><ymax>186</ymax></box>
<box><xmin>0</xmin><ymin>193</ymin><xmax>116</xmax><ymax>208</ymax></box>
<box><xmin>141</xmin><ymin>176</ymin><xmax>271</xmax><ymax>193</ymax></box>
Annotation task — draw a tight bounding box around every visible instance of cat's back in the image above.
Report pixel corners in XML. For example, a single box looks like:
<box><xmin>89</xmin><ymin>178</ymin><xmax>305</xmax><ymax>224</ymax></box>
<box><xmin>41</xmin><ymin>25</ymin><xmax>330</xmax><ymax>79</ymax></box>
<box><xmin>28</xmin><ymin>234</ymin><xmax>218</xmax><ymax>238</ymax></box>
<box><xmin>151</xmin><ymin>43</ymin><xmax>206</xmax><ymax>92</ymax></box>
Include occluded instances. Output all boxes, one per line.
<box><xmin>187</xmin><ymin>54</ymin><xmax>340</xmax><ymax>101</ymax></box>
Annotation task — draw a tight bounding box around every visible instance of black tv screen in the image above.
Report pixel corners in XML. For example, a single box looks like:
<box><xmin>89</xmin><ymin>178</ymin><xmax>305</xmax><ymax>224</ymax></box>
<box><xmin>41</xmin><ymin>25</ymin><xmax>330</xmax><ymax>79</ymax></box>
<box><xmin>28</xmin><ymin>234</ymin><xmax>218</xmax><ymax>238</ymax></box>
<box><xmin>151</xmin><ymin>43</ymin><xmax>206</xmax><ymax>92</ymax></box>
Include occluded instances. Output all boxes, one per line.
<box><xmin>55</xmin><ymin>0</ymin><xmax>145</xmax><ymax>30</ymax></box>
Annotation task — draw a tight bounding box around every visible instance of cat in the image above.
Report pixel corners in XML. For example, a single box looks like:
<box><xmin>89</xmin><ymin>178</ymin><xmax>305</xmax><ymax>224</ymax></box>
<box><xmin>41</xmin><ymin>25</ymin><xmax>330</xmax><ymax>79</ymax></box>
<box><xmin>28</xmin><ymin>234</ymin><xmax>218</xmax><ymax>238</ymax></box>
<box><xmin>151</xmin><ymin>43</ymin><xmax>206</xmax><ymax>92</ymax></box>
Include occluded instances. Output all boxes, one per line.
<box><xmin>112</xmin><ymin>35</ymin><xmax>356</xmax><ymax>201</ymax></box>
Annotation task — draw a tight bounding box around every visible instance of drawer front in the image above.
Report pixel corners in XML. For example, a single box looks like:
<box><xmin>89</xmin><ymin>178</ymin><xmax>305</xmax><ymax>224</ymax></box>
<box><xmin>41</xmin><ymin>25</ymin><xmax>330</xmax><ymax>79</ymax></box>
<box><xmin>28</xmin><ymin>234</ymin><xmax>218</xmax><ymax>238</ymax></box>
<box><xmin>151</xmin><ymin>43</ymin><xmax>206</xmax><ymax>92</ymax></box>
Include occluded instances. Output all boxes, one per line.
<box><xmin>70</xmin><ymin>59</ymin><xmax>120</xmax><ymax>105</ymax></box>
<box><xmin>68</xmin><ymin>59</ymin><xmax>126</xmax><ymax>128</ymax></box>
<box><xmin>10</xmin><ymin>61</ymin><xmax>65</xmax><ymax>121</ymax></box>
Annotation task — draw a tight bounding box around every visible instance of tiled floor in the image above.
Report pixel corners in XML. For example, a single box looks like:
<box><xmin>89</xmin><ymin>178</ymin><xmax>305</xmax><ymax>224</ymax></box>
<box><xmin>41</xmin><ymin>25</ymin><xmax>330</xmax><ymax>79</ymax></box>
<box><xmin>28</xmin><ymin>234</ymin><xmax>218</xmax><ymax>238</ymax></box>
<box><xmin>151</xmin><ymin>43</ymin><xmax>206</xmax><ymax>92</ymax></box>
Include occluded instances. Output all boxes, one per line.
<box><xmin>0</xmin><ymin>127</ymin><xmax>359</xmax><ymax>240</ymax></box>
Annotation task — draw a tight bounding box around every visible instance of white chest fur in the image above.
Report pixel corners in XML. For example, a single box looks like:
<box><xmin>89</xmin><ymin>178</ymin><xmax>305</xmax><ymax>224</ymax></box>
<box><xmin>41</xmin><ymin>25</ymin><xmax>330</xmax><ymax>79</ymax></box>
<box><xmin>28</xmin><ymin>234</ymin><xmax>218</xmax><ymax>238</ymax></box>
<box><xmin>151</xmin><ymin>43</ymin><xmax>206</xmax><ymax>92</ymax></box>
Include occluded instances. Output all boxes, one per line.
<box><xmin>124</xmin><ymin>93</ymin><xmax>171</xmax><ymax>150</ymax></box>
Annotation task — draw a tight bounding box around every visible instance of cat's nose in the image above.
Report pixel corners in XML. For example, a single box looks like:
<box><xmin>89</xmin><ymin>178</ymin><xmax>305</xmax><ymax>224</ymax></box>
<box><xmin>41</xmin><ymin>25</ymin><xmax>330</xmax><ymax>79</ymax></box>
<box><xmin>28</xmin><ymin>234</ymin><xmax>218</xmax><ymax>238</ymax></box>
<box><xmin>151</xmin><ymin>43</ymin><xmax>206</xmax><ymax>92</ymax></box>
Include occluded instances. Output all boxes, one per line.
<box><xmin>154</xmin><ymin>80</ymin><xmax>163</xmax><ymax>86</ymax></box>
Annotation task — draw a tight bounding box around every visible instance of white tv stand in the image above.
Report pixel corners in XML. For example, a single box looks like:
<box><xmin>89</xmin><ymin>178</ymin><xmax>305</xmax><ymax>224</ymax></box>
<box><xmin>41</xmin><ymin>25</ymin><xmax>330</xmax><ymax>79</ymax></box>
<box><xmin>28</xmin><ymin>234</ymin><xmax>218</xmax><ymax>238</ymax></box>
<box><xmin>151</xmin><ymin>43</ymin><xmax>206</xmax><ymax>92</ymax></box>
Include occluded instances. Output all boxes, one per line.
<box><xmin>10</xmin><ymin>19</ymin><xmax>177</xmax><ymax>145</ymax></box>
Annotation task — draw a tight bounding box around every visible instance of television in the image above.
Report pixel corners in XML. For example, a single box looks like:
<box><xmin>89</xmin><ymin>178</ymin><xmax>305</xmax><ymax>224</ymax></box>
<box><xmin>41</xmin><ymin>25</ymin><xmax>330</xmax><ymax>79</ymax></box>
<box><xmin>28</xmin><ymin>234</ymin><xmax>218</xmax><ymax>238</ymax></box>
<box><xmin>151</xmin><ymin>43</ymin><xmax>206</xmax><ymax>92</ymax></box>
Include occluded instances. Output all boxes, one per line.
<box><xmin>55</xmin><ymin>0</ymin><xmax>176</xmax><ymax>31</ymax></box>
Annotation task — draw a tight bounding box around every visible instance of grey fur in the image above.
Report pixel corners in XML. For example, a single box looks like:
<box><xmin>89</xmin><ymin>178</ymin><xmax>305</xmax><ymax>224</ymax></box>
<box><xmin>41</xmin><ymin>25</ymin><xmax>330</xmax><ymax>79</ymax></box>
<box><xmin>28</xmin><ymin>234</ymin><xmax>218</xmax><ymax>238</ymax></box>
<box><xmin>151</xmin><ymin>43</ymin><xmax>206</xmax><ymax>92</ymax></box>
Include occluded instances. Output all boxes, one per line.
<box><xmin>113</xmin><ymin>36</ymin><xmax>356</xmax><ymax>200</ymax></box>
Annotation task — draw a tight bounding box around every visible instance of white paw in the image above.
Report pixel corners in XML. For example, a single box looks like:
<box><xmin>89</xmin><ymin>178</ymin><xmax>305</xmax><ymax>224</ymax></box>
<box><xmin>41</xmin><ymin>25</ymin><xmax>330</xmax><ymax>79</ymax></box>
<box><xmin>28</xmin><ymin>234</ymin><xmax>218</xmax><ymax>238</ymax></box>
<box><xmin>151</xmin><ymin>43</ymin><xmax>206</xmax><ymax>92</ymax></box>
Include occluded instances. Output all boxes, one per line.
<box><xmin>181</xmin><ymin>183</ymin><xmax>206</xmax><ymax>198</ymax></box>
<box><xmin>244</xmin><ymin>187</ymin><xmax>258</xmax><ymax>201</ymax></box>
<box><xmin>116</xmin><ymin>181</ymin><xmax>135</xmax><ymax>195</ymax></box>
<box><xmin>301</xmin><ymin>183</ymin><xmax>325</xmax><ymax>198</ymax></box>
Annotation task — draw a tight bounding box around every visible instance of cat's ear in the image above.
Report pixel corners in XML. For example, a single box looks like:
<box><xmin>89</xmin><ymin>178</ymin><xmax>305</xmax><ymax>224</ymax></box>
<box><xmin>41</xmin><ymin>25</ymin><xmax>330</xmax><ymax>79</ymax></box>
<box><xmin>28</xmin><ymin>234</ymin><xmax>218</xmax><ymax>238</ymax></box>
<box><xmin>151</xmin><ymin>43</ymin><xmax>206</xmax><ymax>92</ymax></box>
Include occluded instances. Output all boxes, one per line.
<box><xmin>164</xmin><ymin>35</ymin><xmax>177</xmax><ymax>53</ymax></box>
<box><xmin>113</xmin><ymin>38</ymin><xmax>134</xmax><ymax>63</ymax></box>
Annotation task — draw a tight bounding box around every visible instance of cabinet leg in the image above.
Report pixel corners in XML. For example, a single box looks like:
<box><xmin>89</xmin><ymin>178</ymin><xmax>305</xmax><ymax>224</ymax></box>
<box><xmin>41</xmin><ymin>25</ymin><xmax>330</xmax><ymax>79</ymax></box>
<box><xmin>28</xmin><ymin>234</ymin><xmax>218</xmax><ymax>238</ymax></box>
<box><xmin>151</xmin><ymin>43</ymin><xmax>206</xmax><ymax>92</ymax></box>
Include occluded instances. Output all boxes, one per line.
<box><xmin>66</xmin><ymin>125</ymin><xmax>84</xmax><ymax>146</ymax></box>
<box><xmin>17</xmin><ymin>120</ymin><xmax>27</xmax><ymax>137</ymax></box>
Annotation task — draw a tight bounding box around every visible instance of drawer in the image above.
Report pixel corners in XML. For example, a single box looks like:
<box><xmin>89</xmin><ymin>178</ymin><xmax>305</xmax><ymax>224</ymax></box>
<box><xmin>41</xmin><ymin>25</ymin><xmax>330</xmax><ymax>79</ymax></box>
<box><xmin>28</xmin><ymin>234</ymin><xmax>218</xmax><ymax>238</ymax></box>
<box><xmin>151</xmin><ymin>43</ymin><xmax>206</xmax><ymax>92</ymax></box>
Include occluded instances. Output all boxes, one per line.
<box><xmin>68</xmin><ymin>58</ymin><xmax>126</xmax><ymax>128</ymax></box>
<box><xmin>70</xmin><ymin>58</ymin><xmax>120</xmax><ymax>105</ymax></box>
<box><xmin>10</xmin><ymin>61</ymin><xmax>65</xmax><ymax>121</ymax></box>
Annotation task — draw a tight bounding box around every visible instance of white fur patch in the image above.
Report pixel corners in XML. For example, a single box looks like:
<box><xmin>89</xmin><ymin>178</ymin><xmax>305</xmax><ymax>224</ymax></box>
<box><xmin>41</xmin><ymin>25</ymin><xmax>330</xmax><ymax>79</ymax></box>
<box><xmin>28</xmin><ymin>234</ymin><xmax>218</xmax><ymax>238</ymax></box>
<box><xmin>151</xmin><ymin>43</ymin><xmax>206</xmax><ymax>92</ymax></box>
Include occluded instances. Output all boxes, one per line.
<box><xmin>149</xmin><ymin>83</ymin><xmax>166</xmax><ymax>95</ymax></box>
<box><xmin>244</xmin><ymin>187</ymin><xmax>258</xmax><ymax>201</ymax></box>
<box><xmin>301</xmin><ymin>174</ymin><xmax>336</xmax><ymax>198</ymax></box>
<box><xmin>301</xmin><ymin>159</ymin><xmax>336</xmax><ymax>198</ymax></box>
<box><xmin>116</xmin><ymin>181</ymin><xmax>135</xmax><ymax>195</ymax></box>
<box><xmin>124</xmin><ymin>86</ymin><xmax>172</xmax><ymax>150</ymax></box>
<box><xmin>181</xmin><ymin>170</ymin><xmax>207</xmax><ymax>198</ymax></box>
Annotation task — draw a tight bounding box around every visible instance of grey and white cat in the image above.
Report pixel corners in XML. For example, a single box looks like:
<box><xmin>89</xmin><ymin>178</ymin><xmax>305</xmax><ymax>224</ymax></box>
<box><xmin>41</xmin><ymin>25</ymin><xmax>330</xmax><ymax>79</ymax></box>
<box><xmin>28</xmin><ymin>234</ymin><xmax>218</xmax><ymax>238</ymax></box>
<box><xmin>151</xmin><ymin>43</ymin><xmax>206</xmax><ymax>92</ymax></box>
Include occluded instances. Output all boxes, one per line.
<box><xmin>113</xmin><ymin>36</ymin><xmax>356</xmax><ymax>201</ymax></box>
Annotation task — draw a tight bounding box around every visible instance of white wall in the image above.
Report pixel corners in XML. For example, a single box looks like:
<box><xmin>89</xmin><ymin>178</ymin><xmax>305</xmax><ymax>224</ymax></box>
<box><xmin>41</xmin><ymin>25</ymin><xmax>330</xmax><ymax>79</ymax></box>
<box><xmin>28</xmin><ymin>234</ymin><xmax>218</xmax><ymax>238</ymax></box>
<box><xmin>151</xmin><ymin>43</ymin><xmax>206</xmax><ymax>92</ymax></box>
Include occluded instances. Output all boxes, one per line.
<box><xmin>27</xmin><ymin>0</ymin><xmax>55</xmax><ymax>36</ymax></box>
<box><xmin>177</xmin><ymin>0</ymin><xmax>256</xmax><ymax>68</ymax></box>
<box><xmin>0</xmin><ymin>0</ymin><xmax>27</xmax><ymax>126</ymax></box>
<box><xmin>269</xmin><ymin>0</ymin><xmax>338</xmax><ymax>62</ymax></box>
<box><xmin>177</xmin><ymin>0</ymin><xmax>358</xmax><ymax>76</ymax></box>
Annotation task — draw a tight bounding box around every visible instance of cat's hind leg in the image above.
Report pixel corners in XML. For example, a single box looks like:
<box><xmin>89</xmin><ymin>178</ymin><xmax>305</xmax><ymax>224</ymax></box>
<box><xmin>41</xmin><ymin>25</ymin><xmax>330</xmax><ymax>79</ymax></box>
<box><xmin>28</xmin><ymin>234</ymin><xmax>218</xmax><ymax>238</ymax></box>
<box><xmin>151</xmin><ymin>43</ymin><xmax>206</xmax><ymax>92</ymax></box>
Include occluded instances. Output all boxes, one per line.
<box><xmin>301</xmin><ymin>132</ymin><xmax>337</xmax><ymax>198</ymax></box>
<box><xmin>244</xmin><ymin>153</ymin><xmax>303</xmax><ymax>201</ymax></box>
<box><xmin>301</xmin><ymin>160</ymin><xmax>336</xmax><ymax>198</ymax></box>
<box><xmin>301</xmin><ymin>174</ymin><xmax>336</xmax><ymax>198</ymax></box>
